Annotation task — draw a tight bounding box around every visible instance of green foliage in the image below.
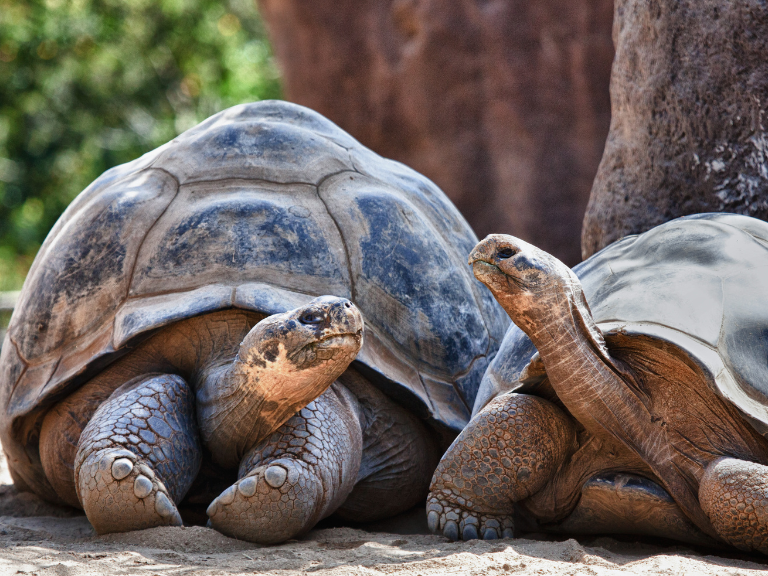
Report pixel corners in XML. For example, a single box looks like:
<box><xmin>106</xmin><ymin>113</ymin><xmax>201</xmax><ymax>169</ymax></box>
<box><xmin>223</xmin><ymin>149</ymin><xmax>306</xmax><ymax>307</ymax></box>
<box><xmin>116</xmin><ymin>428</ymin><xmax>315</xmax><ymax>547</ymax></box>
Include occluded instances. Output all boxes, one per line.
<box><xmin>0</xmin><ymin>0</ymin><xmax>282</xmax><ymax>290</ymax></box>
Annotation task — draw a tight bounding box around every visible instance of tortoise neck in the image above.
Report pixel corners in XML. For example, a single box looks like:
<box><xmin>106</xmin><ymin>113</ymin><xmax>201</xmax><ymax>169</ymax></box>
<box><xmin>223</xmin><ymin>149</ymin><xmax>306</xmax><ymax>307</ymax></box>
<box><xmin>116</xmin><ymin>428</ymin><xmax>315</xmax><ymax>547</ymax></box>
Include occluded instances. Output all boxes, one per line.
<box><xmin>522</xmin><ymin>287</ymin><xmax>626</xmax><ymax>439</ymax></box>
<box><xmin>516</xmin><ymin>285</ymin><xmax>722</xmax><ymax>537</ymax></box>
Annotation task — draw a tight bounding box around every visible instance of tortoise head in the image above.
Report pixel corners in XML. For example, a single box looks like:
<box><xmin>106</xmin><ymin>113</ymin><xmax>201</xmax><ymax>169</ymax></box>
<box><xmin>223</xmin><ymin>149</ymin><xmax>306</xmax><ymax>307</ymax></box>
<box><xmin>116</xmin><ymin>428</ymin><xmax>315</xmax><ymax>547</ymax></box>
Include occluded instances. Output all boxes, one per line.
<box><xmin>199</xmin><ymin>296</ymin><xmax>364</xmax><ymax>467</ymax></box>
<box><xmin>239</xmin><ymin>296</ymin><xmax>364</xmax><ymax>373</ymax></box>
<box><xmin>468</xmin><ymin>234</ymin><xmax>580</xmax><ymax>333</ymax></box>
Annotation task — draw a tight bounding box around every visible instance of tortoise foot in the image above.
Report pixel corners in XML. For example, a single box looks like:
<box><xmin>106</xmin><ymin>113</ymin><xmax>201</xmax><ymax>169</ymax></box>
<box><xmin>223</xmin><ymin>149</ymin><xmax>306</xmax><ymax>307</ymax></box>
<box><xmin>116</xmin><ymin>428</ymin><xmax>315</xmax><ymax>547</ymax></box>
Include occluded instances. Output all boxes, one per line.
<box><xmin>77</xmin><ymin>448</ymin><xmax>182</xmax><ymax>534</ymax></box>
<box><xmin>427</xmin><ymin>393</ymin><xmax>574</xmax><ymax>541</ymax></box>
<box><xmin>207</xmin><ymin>458</ymin><xmax>322</xmax><ymax>544</ymax></box>
<box><xmin>700</xmin><ymin>457</ymin><xmax>768</xmax><ymax>553</ymax></box>
<box><xmin>427</xmin><ymin>494</ymin><xmax>514</xmax><ymax>540</ymax></box>
<box><xmin>207</xmin><ymin>384</ymin><xmax>363</xmax><ymax>544</ymax></box>
<box><xmin>73</xmin><ymin>373</ymin><xmax>200</xmax><ymax>534</ymax></box>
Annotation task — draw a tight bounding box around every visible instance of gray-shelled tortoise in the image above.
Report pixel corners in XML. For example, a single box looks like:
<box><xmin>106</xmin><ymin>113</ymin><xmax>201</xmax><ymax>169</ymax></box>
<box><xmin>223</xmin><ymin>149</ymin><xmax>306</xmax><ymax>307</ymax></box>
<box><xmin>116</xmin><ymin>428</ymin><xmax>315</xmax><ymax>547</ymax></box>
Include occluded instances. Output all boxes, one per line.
<box><xmin>0</xmin><ymin>100</ymin><xmax>508</xmax><ymax>544</ymax></box>
<box><xmin>428</xmin><ymin>213</ymin><xmax>768</xmax><ymax>554</ymax></box>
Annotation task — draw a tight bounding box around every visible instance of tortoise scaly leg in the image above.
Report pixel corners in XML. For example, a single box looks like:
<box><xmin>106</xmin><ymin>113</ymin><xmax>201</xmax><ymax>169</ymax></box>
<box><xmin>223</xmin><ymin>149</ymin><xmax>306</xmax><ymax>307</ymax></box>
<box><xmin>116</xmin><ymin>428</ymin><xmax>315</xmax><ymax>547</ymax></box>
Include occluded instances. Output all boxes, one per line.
<box><xmin>333</xmin><ymin>369</ymin><xmax>441</xmax><ymax>522</ymax></box>
<box><xmin>700</xmin><ymin>457</ymin><xmax>768</xmax><ymax>553</ymax></box>
<box><xmin>75</xmin><ymin>374</ymin><xmax>202</xmax><ymax>534</ymax></box>
<box><xmin>206</xmin><ymin>382</ymin><xmax>362</xmax><ymax>544</ymax></box>
<box><xmin>427</xmin><ymin>393</ymin><xmax>575</xmax><ymax>540</ymax></box>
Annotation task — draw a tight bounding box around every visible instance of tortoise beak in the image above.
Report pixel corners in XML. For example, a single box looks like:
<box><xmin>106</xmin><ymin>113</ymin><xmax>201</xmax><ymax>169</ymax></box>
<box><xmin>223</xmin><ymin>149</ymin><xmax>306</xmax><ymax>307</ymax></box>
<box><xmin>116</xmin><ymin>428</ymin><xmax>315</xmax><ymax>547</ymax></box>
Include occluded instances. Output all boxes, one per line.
<box><xmin>468</xmin><ymin>235</ymin><xmax>499</xmax><ymax>266</ymax></box>
<box><xmin>469</xmin><ymin>236</ymin><xmax>507</xmax><ymax>288</ymax></box>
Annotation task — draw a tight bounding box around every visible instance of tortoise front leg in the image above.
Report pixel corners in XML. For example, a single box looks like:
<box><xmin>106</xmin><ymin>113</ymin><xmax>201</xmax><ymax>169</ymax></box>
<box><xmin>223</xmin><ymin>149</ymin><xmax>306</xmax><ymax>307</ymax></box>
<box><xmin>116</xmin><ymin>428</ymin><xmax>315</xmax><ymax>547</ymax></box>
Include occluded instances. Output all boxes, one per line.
<box><xmin>427</xmin><ymin>393</ymin><xmax>575</xmax><ymax>540</ymax></box>
<box><xmin>75</xmin><ymin>374</ymin><xmax>202</xmax><ymax>534</ymax></box>
<box><xmin>700</xmin><ymin>457</ymin><xmax>768</xmax><ymax>553</ymax></box>
<box><xmin>206</xmin><ymin>382</ymin><xmax>363</xmax><ymax>544</ymax></box>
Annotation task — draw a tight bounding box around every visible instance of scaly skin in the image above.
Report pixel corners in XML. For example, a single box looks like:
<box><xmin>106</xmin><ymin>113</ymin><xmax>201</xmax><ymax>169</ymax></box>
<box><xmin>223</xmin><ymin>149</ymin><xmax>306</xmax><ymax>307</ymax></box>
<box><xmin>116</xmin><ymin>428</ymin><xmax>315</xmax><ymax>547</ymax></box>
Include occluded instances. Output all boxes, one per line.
<box><xmin>700</xmin><ymin>458</ymin><xmax>768</xmax><ymax>553</ymax></box>
<box><xmin>428</xmin><ymin>393</ymin><xmax>575</xmax><ymax>540</ymax></box>
<box><xmin>335</xmin><ymin>368</ymin><xmax>440</xmax><ymax>522</ymax></box>
<box><xmin>206</xmin><ymin>382</ymin><xmax>362</xmax><ymax>544</ymax></box>
<box><xmin>75</xmin><ymin>374</ymin><xmax>201</xmax><ymax>534</ymax></box>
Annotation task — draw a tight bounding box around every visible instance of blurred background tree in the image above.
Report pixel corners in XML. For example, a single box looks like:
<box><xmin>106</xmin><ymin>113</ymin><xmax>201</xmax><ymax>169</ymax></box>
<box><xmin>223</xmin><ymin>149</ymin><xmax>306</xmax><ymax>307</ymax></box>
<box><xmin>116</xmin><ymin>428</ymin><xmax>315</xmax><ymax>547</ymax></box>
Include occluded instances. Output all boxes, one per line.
<box><xmin>0</xmin><ymin>0</ymin><xmax>282</xmax><ymax>291</ymax></box>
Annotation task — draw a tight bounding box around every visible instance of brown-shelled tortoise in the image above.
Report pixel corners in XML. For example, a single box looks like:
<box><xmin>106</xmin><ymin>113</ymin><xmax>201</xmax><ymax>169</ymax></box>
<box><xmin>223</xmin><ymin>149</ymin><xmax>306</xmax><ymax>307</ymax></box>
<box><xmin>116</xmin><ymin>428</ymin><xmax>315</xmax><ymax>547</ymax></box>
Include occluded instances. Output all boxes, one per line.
<box><xmin>0</xmin><ymin>100</ymin><xmax>508</xmax><ymax>544</ymax></box>
<box><xmin>428</xmin><ymin>213</ymin><xmax>768</xmax><ymax>554</ymax></box>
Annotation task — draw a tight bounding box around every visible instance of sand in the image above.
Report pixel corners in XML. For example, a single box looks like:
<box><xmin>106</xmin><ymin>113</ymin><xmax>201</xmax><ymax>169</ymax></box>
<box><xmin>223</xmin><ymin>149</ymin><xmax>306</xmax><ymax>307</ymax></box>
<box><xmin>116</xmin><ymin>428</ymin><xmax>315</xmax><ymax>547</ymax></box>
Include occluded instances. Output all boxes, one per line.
<box><xmin>1</xmin><ymin>451</ymin><xmax>767</xmax><ymax>575</ymax></box>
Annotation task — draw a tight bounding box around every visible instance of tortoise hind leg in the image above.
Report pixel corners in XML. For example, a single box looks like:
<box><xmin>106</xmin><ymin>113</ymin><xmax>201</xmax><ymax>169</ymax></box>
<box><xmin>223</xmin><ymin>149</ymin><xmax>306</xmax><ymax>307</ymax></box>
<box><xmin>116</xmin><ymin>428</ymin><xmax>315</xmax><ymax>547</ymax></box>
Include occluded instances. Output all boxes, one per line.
<box><xmin>75</xmin><ymin>374</ymin><xmax>202</xmax><ymax>534</ymax></box>
<box><xmin>206</xmin><ymin>381</ymin><xmax>363</xmax><ymax>544</ymax></box>
<box><xmin>427</xmin><ymin>393</ymin><xmax>575</xmax><ymax>540</ymax></box>
<box><xmin>700</xmin><ymin>457</ymin><xmax>768</xmax><ymax>553</ymax></box>
<box><xmin>333</xmin><ymin>369</ymin><xmax>441</xmax><ymax>522</ymax></box>
<box><xmin>41</xmin><ymin>378</ymin><xmax>119</xmax><ymax>508</ymax></box>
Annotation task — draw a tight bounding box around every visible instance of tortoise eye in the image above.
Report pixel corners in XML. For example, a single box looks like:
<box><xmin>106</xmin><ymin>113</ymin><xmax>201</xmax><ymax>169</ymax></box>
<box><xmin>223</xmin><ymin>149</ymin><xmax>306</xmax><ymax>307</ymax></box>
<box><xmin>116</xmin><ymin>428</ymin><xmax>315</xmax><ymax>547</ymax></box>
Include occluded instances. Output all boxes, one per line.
<box><xmin>497</xmin><ymin>248</ymin><xmax>517</xmax><ymax>259</ymax></box>
<box><xmin>299</xmin><ymin>311</ymin><xmax>324</xmax><ymax>325</ymax></box>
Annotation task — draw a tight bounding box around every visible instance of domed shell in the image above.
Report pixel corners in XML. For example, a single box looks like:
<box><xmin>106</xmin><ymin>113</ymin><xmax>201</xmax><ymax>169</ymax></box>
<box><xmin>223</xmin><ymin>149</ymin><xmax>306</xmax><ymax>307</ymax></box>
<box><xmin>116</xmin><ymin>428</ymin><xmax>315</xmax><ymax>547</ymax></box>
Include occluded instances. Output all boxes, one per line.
<box><xmin>0</xmin><ymin>101</ymin><xmax>508</xmax><ymax>488</ymax></box>
<box><xmin>475</xmin><ymin>213</ymin><xmax>768</xmax><ymax>438</ymax></box>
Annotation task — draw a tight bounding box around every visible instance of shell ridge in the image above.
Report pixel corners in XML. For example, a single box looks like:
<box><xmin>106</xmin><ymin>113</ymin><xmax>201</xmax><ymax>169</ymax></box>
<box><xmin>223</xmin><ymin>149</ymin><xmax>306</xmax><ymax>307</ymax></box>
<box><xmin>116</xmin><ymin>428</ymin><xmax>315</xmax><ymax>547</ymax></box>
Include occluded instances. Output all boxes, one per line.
<box><xmin>417</xmin><ymin>372</ymin><xmax>437</xmax><ymax>416</ymax></box>
<box><xmin>313</xmin><ymin>169</ymin><xmax>358</xmax><ymax>302</ymax></box>
<box><xmin>33</xmin><ymin>355</ymin><xmax>61</xmax><ymax>406</ymax></box>
<box><xmin>600</xmin><ymin>321</ymin><xmax>720</xmax><ymax>352</ymax></box>
<box><xmin>121</xmin><ymin>169</ymin><xmax>181</xmax><ymax>307</ymax></box>
<box><xmin>258</xmin><ymin>116</ymin><xmax>354</xmax><ymax>154</ymax></box>
<box><xmin>443</xmin><ymin>361</ymin><xmax>475</xmax><ymax>415</ymax></box>
<box><xmin>6</xmin><ymin>338</ymin><xmax>28</xmax><ymax>399</ymax></box>
<box><xmin>172</xmin><ymin>175</ymin><xmax>321</xmax><ymax>188</ymax></box>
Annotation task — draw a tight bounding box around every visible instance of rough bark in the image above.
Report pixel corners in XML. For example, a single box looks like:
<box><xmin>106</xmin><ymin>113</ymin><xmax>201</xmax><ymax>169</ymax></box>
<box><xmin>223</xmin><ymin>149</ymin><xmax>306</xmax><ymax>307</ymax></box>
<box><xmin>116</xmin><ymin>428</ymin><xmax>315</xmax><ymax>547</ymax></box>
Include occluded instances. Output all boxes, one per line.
<box><xmin>582</xmin><ymin>0</ymin><xmax>768</xmax><ymax>258</ymax></box>
<box><xmin>258</xmin><ymin>0</ymin><xmax>614</xmax><ymax>266</ymax></box>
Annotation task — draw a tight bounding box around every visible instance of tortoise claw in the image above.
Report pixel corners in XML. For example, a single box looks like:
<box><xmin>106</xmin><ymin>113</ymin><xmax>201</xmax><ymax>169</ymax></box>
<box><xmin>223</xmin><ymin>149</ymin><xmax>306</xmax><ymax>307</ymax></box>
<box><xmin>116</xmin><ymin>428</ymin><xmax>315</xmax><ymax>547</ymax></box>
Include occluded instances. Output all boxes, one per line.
<box><xmin>443</xmin><ymin>520</ymin><xmax>459</xmax><ymax>541</ymax></box>
<box><xmin>426</xmin><ymin>494</ymin><xmax>514</xmax><ymax>542</ymax></box>
<box><xmin>462</xmin><ymin>524</ymin><xmax>479</xmax><ymax>540</ymax></box>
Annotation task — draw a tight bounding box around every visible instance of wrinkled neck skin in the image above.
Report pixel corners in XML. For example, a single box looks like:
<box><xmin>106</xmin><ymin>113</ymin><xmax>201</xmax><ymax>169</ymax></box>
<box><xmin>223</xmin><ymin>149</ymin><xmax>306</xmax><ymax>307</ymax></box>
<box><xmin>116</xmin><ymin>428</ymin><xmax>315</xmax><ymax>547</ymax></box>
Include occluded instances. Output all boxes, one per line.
<box><xmin>196</xmin><ymin>327</ymin><xmax>361</xmax><ymax>470</ymax></box>
<box><xmin>496</xmin><ymin>274</ymin><xmax>717</xmax><ymax>537</ymax></box>
<box><xmin>513</xmin><ymin>282</ymin><xmax>630</xmax><ymax>440</ymax></box>
<box><xmin>193</xmin><ymin>297</ymin><xmax>363</xmax><ymax>469</ymax></box>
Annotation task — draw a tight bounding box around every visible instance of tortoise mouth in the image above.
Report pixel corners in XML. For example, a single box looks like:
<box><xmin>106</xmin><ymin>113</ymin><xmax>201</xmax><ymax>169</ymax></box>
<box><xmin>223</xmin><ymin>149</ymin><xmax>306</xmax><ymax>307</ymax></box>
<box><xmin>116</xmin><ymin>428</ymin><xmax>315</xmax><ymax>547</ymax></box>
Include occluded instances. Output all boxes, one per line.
<box><xmin>472</xmin><ymin>260</ymin><xmax>530</xmax><ymax>291</ymax></box>
<box><xmin>315</xmin><ymin>330</ymin><xmax>362</xmax><ymax>349</ymax></box>
<box><xmin>473</xmin><ymin>260</ymin><xmax>509</xmax><ymax>286</ymax></box>
<box><xmin>472</xmin><ymin>260</ymin><xmax>500</xmax><ymax>276</ymax></box>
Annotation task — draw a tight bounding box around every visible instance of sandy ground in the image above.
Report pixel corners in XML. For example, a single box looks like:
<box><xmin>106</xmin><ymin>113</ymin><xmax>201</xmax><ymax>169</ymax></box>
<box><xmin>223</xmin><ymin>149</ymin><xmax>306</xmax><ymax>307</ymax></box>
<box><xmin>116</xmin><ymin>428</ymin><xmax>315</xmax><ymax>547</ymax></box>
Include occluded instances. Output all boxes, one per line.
<box><xmin>1</xmin><ymin>452</ymin><xmax>768</xmax><ymax>575</ymax></box>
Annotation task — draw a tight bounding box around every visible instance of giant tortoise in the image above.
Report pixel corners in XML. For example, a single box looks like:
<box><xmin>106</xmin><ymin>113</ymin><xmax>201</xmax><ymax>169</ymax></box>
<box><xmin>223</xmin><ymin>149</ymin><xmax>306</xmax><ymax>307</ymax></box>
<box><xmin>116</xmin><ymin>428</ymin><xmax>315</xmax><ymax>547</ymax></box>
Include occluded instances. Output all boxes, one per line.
<box><xmin>428</xmin><ymin>213</ymin><xmax>768</xmax><ymax>554</ymax></box>
<box><xmin>0</xmin><ymin>100</ymin><xmax>508</xmax><ymax>544</ymax></box>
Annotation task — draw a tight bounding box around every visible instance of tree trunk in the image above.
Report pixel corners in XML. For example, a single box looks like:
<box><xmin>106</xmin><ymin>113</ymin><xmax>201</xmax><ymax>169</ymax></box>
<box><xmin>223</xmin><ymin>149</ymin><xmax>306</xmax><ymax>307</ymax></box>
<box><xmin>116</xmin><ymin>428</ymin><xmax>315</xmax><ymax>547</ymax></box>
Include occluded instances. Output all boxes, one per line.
<box><xmin>258</xmin><ymin>0</ymin><xmax>614</xmax><ymax>266</ymax></box>
<box><xmin>582</xmin><ymin>0</ymin><xmax>768</xmax><ymax>259</ymax></box>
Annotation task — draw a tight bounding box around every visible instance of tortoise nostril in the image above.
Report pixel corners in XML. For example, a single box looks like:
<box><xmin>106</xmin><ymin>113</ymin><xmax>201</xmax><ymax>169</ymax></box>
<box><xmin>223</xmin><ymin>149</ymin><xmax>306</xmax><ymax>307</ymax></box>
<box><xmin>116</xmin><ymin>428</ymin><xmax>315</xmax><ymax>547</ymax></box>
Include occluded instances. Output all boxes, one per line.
<box><xmin>344</xmin><ymin>302</ymin><xmax>352</xmax><ymax>309</ymax></box>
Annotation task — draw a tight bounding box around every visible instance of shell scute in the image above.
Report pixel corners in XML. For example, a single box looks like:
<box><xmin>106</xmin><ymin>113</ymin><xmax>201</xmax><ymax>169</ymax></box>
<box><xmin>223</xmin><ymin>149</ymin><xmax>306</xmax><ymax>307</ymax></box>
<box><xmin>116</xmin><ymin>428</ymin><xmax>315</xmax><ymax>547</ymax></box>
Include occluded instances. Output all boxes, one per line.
<box><xmin>319</xmin><ymin>172</ymin><xmax>490</xmax><ymax>382</ymax></box>
<box><xmin>129</xmin><ymin>181</ymin><xmax>349</xmax><ymax>299</ymax></box>
<box><xmin>151</xmin><ymin>106</ymin><xmax>354</xmax><ymax>186</ymax></box>
<box><xmin>9</xmin><ymin>169</ymin><xmax>177</xmax><ymax>363</ymax></box>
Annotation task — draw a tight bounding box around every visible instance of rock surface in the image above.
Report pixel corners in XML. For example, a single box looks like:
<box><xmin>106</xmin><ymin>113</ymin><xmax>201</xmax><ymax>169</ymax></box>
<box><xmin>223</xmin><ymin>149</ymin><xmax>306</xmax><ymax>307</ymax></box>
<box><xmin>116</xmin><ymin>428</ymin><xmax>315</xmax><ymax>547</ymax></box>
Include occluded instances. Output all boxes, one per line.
<box><xmin>582</xmin><ymin>0</ymin><xmax>768</xmax><ymax>258</ymax></box>
<box><xmin>258</xmin><ymin>0</ymin><xmax>614</xmax><ymax>266</ymax></box>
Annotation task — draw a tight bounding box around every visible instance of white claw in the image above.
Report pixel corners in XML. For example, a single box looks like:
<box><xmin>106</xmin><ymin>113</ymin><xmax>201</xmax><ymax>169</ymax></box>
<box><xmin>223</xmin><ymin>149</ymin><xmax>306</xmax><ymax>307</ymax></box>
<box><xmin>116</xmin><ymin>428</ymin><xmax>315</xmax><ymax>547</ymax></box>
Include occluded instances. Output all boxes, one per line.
<box><xmin>111</xmin><ymin>458</ymin><xmax>134</xmax><ymax>480</ymax></box>
<box><xmin>206</xmin><ymin>500</ymin><xmax>218</xmax><ymax>517</ymax></box>
<box><xmin>238</xmin><ymin>476</ymin><xmax>258</xmax><ymax>497</ymax></box>
<box><xmin>138</xmin><ymin>464</ymin><xmax>154</xmax><ymax>479</ymax></box>
<box><xmin>219</xmin><ymin>485</ymin><xmax>236</xmax><ymax>505</ymax></box>
<box><xmin>264</xmin><ymin>465</ymin><xmax>288</xmax><ymax>488</ymax></box>
<box><xmin>133</xmin><ymin>475</ymin><xmax>153</xmax><ymax>499</ymax></box>
<box><xmin>427</xmin><ymin>510</ymin><xmax>440</xmax><ymax>533</ymax></box>
<box><xmin>155</xmin><ymin>492</ymin><xmax>175</xmax><ymax>517</ymax></box>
